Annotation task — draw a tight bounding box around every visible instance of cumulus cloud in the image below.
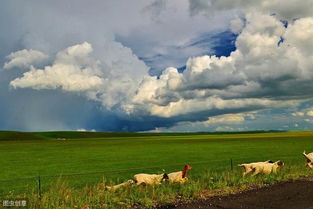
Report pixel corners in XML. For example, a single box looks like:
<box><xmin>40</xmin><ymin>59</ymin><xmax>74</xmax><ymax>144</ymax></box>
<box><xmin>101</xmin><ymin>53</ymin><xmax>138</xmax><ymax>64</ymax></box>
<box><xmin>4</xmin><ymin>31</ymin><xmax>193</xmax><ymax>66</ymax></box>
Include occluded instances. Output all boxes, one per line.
<box><xmin>10</xmin><ymin>42</ymin><xmax>104</xmax><ymax>91</ymax></box>
<box><xmin>284</xmin><ymin>18</ymin><xmax>313</xmax><ymax>55</ymax></box>
<box><xmin>9</xmin><ymin>41</ymin><xmax>149</xmax><ymax>110</ymax></box>
<box><xmin>11</xmin><ymin>6</ymin><xmax>313</xmax><ymax>129</ymax></box>
<box><xmin>3</xmin><ymin>0</ymin><xmax>313</xmax><ymax>131</ymax></box>
<box><xmin>142</xmin><ymin>0</ymin><xmax>166</xmax><ymax>20</ymax></box>
<box><xmin>189</xmin><ymin>0</ymin><xmax>210</xmax><ymax>16</ymax></box>
<box><xmin>202</xmin><ymin>113</ymin><xmax>245</xmax><ymax>125</ymax></box>
<box><xmin>292</xmin><ymin>112</ymin><xmax>305</xmax><ymax>117</ymax></box>
<box><xmin>189</xmin><ymin>0</ymin><xmax>313</xmax><ymax>20</ymax></box>
<box><xmin>307</xmin><ymin>110</ymin><xmax>313</xmax><ymax>117</ymax></box>
<box><xmin>292</xmin><ymin>108</ymin><xmax>313</xmax><ymax>117</ymax></box>
<box><xmin>230</xmin><ymin>16</ymin><xmax>245</xmax><ymax>34</ymax></box>
<box><xmin>214</xmin><ymin>126</ymin><xmax>230</xmax><ymax>131</ymax></box>
<box><xmin>304</xmin><ymin>119</ymin><xmax>313</xmax><ymax>123</ymax></box>
<box><xmin>77</xmin><ymin>128</ymin><xmax>96</xmax><ymax>132</ymax></box>
<box><xmin>148</xmin><ymin>112</ymin><xmax>250</xmax><ymax>132</ymax></box>
<box><xmin>3</xmin><ymin>49</ymin><xmax>48</xmax><ymax>70</ymax></box>
<box><xmin>123</xmin><ymin>6</ymin><xmax>313</xmax><ymax>125</ymax></box>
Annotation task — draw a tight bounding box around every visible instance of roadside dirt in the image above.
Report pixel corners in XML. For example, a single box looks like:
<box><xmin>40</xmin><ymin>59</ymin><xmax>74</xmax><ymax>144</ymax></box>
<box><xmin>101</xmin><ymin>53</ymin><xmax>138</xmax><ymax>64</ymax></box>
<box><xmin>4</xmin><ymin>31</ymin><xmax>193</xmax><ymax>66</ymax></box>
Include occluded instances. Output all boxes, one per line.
<box><xmin>158</xmin><ymin>179</ymin><xmax>313</xmax><ymax>209</ymax></box>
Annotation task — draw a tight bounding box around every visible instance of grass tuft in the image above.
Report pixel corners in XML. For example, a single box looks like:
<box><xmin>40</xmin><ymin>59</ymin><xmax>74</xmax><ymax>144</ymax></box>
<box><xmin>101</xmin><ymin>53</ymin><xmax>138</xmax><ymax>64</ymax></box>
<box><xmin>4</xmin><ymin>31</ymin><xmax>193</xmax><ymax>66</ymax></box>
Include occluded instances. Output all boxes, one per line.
<box><xmin>5</xmin><ymin>165</ymin><xmax>311</xmax><ymax>209</ymax></box>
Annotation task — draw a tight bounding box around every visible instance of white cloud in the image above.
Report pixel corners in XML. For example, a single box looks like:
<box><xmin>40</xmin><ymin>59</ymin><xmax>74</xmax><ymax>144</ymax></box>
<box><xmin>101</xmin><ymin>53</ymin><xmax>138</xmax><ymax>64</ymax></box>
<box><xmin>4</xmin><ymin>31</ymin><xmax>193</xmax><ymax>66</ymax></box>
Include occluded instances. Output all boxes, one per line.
<box><xmin>148</xmin><ymin>97</ymin><xmax>295</xmax><ymax>118</ymax></box>
<box><xmin>4</xmin><ymin>0</ymin><xmax>313</xmax><ymax>131</ymax></box>
<box><xmin>215</xmin><ymin>126</ymin><xmax>234</xmax><ymax>132</ymax></box>
<box><xmin>148</xmin><ymin>112</ymin><xmax>251</xmax><ymax>132</ymax></box>
<box><xmin>292</xmin><ymin>112</ymin><xmax>305</xmax><ymax>117</ymax></box>
<box><xmin>292</xmin><ymin>108</ymin><xmax>313</xmax><ymax>117</ymax></box>
<box><xmin>230</xmin><ymin>16</ymin><xmax>245</xmax><ymax>34</ymax></box>
<box><xmin>304</xmin><ymin>118</ymin><xmax>313</xmax><ymax>123</ymax></box>
<box><xmin>125</xmin><ymin>10</ymin><xmax>313</xmax><ymax>122</ymax></box>
<box><xmin>9</xmin><ymin>41</ymin><xmax>149</xmax><ymax>110</ymax></box>
<box><xmin>245</xmin><ymin>112</ymin><xmax>256</xmax><ymax>119</ymax></box>
<box><xmin>204</xmin><ymin>113</ymin><xmax>245</xmax><ymax>125</ymax></box>
<box><xmin>285</xmin><ymin>18</ymin><xmax>313</xmax><ymax>55</ymax></box>
<box><xmin>214</xmin><ymin>126</ymin><xmax>246</xmax><ymax>132</ymax></box>
<box><xmin>3</xmin><ymin>49</ymin><xmax>48</xmax><ymax>70</ymax></box>
<box><xmin>10</xmin><ymin>42</ymin><xmax>104</xmax><ymax>92</ymax></box>
<box><xmin>189</xmin><ymin>0</ymin><xmax>313</xmax><ymax>20</ymax></box>
<box><xmin>10</xmin><ymin>65</ymin><xmax>104</xmax><ymax>92</ymax></box>
<box><xmin>76</xmin><ymin>128</ymin><xmax>96</xmax><ymax>132</ymax></box>
<box><xmin>307</xmin><ymin>110</ymin><xmax>313</xmax><ymax>117</ymax></box>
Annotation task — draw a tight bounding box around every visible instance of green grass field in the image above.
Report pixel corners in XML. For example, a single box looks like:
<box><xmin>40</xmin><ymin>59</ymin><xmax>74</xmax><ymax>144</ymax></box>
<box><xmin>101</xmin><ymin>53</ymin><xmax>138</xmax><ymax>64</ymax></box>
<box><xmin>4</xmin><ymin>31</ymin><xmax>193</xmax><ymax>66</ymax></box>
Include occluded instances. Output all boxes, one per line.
<box><xmin>1</xmin><ymin>131</ymin><xmax>313</xmax><ymax>208</ymax></box>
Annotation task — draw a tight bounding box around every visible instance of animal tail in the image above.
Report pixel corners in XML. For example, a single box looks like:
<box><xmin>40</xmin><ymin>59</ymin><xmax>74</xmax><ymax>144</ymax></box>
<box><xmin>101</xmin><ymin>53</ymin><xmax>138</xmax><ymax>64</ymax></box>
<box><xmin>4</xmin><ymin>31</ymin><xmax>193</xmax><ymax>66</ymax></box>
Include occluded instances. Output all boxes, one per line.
<box><xmin>303</xmin><ymin>151</ymin><xmax>309</xmax><ymax>158</ymax></box>
<box><xmin>303</xmin><ymin>151</ymin><xmax>311</xmax><ymax>161</ymax></box>
<box><xmin>238</xmin><ymin>164</ymin><xmax>248</xmax><ymax>172</ymax></box>
<box><xmin>105</xmin><ymin>186</ymin><xmax>114</xmax><ymax>191</ymax></box>
<box><xmin>105</xmin><ymin>179</ymin><xmax>135</xmax><ymax>191</ymax></box>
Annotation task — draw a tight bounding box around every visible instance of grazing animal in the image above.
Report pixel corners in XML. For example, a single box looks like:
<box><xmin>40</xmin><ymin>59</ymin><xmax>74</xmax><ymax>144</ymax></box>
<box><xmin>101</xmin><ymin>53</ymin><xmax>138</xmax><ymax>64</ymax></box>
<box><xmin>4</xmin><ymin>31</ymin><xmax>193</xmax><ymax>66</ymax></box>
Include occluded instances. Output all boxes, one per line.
<box><xmin>106</xmin><ymin>173</ymin><xmax>168</xmax><ymax>191</ymax></box>
<box><xmin>303</xmin><ymin>151</ymin><xmax>313</xmax><ymax>168</ymax></box>
<box><xmin>238</xmin><ymin>160</ymin><xmax>284</xmax><ymax>176</ymax></box>
<box><xmin>133</xmin><ymin>173</ymin><xmax>169</xmax><ymax>185</ymax></box>
<box><xmin>167</xmin><ymin>165</ymin><xmax>192</xmax><ymax>183</ymax></box>
<box><xmin>105</xmin><ymin>179</ymin><xmax>135</xmax><ymax>191</ymax></box>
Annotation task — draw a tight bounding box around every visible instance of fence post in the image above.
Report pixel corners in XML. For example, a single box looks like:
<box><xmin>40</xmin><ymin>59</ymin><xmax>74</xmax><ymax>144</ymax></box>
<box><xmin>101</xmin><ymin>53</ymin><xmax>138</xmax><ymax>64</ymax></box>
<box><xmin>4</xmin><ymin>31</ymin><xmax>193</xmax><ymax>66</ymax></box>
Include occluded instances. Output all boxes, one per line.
<box><xmin>230</xmin><ymin>158</ymin><xmax>233</xmax><ymax>171</ymax></box>
<box><xmin>38</xmin><ymin>176</ymin><xmax>41</xmax><ymax>200</ymax></box>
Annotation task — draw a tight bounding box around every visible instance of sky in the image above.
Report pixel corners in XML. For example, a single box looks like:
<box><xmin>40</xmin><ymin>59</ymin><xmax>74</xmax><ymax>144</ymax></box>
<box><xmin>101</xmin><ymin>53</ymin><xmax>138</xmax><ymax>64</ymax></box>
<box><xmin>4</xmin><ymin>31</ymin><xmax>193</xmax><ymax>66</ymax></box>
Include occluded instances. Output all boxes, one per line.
<box><xmin>1</xmin><ymin>0</ymin><xmax>313</xmax><ymax>132</ymax></box>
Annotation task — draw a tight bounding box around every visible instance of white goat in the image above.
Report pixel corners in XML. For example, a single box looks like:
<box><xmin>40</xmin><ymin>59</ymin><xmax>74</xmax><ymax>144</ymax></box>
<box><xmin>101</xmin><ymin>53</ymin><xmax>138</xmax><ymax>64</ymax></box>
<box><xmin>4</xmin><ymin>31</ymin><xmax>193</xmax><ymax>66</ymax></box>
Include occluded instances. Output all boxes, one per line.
<box><xmin>239</xmin><ymin>160</ymin><xmax>284</xmax><ymax>176</ymax></box>
<box><xmin>105</xmin><ymin>179</ymin><xmax>135</xmax><ymax>191</ymax></box>
<box><xmin>303</xmin><ymin>151</ymin><xmax>313</xmax><ymax>168</ymax></box>
<box><xmin>167</xmin><ymin>165</ymin><xmax>192</xmax><ymax>183</ymax></box>
<box><xmin>106</xmin><ymin>173</ymin><xmax>168</xmax><ymax>191</ymax></box>
<box><xmin>133</xmin><ymin>173</ymin><xmax>169</xmax><ymax>185</ymax></box>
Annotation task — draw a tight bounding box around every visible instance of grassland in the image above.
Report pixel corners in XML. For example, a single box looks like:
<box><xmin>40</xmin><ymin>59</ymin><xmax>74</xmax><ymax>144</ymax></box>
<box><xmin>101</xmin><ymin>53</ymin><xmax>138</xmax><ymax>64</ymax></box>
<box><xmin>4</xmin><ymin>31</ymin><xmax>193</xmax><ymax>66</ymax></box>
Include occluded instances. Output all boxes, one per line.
<box><xmin>0</xmin><ymin>131</ymin><xmax>313</xmax><ymax>208</ymax></box>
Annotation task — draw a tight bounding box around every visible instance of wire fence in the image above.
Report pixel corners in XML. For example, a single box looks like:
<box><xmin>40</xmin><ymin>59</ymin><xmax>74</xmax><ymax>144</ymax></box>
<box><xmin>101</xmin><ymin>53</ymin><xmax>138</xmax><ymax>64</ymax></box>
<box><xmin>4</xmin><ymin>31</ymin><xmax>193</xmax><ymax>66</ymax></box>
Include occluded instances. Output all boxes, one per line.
<box><xmin>0</xmin><ymin>153</ymin><xmax>304</xmax><ymax>200</ymax></box>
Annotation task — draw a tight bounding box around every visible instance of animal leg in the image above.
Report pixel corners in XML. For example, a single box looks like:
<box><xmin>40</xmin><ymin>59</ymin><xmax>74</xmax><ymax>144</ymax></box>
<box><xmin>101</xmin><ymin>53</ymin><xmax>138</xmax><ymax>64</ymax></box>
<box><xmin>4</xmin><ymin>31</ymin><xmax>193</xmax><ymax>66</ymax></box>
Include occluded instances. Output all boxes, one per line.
<box><xmin>251</xmin><ymin>167</ymin><xmax>259</xmax><ymax>176</ymax></box>
<box><xmin>243</xmin><ymin>167</ymin><xmax>252</xmax><ymax>176</ymax></box>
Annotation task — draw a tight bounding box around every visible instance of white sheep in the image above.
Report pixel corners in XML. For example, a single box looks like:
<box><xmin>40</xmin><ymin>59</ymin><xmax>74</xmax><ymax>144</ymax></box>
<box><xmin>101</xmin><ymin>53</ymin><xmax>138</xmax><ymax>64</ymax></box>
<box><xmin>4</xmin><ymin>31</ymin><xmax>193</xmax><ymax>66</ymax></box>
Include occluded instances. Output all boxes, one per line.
<box><xmin>133</xmin><ymin>173</ymin><xmax>169</xmax><ymax>185</ymax></box>
<box><xmin>303</xmin><ymin>151</ymin><xmax>313</xmax><ymax>168</ymax></box>
<box><xmin>239</xmin><ymin>160</ymin><xmax>284</xmax><ymax>176</ymax></box>
<box><xmin>105</xmin><ymin>179</ymin><xmax>135</xmax><ymax>191</ymax></box>
<box><xmin>167</xmin><ymin>165</ymin><xmax>192</xmax><ymax>183</ymax></box>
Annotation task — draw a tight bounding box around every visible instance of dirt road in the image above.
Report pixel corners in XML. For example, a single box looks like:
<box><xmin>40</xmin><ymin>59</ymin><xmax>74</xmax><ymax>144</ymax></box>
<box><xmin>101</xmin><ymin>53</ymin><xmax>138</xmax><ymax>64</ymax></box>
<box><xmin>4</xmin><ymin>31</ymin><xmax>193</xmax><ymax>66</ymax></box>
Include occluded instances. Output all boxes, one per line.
<box><xmin>158</xmin><ymin>179</ymin><xmax>313</xmax><ymax>209</ymax></box>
